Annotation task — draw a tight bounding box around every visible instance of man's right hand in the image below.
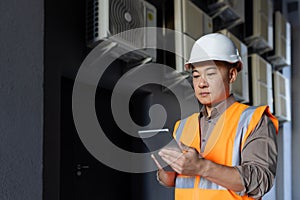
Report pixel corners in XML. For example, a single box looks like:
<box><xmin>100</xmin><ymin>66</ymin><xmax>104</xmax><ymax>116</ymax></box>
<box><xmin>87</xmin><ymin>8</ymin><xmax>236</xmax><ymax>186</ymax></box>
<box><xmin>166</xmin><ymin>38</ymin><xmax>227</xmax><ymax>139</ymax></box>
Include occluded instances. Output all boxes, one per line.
<box><xmin>151</xmin><ymin>154</ymin><xmax>176</xmax><ymax>187</ymax></box>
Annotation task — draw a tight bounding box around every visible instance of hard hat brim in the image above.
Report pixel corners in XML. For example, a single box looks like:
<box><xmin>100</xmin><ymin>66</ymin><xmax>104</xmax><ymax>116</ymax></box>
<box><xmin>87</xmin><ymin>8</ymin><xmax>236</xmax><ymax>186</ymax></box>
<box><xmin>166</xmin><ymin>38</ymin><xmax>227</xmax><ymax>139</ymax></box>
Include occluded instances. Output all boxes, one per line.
<box><xmin>185</xmin><ymin>58</ymin><xmax>243</xmax><ymax>72</ymax></box>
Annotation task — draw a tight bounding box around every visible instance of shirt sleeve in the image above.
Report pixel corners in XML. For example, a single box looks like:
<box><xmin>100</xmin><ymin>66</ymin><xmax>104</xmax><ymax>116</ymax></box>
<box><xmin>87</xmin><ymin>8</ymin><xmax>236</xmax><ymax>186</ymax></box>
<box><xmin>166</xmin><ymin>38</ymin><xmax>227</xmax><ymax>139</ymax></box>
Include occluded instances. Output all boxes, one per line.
<box><xmin>235</xmin><ymin>114</ymin><xmax>278</xmax><ymax>199</ymax></box>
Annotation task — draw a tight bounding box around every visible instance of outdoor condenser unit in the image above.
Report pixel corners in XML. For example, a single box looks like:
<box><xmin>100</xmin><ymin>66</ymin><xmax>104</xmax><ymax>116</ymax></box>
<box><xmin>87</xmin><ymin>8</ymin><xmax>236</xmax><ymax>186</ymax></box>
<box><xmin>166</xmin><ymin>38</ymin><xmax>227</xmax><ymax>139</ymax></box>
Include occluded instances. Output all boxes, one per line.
<box><xmin>268</xmin><ymin>11</ymin><xmax>291</xmax><ymax>69</ymax></box>
<box><xmin>206</xmin><ymin>0</ymin><xmax>245</xmax><ymax>31</ymax></box>
<box><xmin>249</xmin><ymin>54</ymin><xmax>273</xmax><ymax>113</ymax></box>
<box><xmin>245</xmin><ymin>0</ymin><xmax>273</xmax><ymax>54</ymax></box>
<box><xmin>273</xmin><ymin>71</ymin><xmax>291</xmax><ymax>122</ymax></box>
<box><xmin>219</xmin><ymin>29</ymin><xmax>249</xmax><ymax>103</ymax></box>
<box><xmin>86</xmin><ymin>0</ymin><xmax>157</xmax><ymax>62</ymax></box>
<box><xmin>174</xmin><ymin>0</ymin><xmax>213</xmax><ymax>72</ymax></box>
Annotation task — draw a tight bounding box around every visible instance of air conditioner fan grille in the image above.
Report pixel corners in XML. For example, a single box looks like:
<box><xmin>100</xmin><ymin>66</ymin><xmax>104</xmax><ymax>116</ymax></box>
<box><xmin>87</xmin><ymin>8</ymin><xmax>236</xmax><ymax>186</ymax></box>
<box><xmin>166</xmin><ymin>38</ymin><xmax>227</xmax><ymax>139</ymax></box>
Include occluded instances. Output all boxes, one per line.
<box><xmin>110</xmin><ymin>0</ymin><xmax>145</xmax><ymax>48</ymax></box>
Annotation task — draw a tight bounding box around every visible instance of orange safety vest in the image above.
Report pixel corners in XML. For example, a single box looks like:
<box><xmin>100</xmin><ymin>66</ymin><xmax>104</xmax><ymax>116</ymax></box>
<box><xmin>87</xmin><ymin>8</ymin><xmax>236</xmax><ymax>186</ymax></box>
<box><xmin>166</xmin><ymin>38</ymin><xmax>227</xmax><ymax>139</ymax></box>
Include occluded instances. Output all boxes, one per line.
<box><xmin>172</xmin><ymin>102</ymin><xmax>278</xmax><ymax>200</ymax></box>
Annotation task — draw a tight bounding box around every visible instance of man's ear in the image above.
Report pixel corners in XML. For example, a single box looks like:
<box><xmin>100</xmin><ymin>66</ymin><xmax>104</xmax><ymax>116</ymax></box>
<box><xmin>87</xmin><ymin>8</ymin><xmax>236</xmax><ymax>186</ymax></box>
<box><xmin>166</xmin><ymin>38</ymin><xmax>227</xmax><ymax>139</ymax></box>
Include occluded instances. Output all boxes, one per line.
<box><xmin>229</xmin><ymin>68</ymin><xmax>238</xmax><ymax>83</ymax></box>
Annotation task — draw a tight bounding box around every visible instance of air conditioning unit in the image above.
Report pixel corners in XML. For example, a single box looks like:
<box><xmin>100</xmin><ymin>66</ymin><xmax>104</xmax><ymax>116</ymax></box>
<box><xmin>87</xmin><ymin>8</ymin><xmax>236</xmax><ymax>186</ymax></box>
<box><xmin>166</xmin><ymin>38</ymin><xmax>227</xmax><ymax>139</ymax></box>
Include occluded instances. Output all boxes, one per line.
<box><xmin>219</xmin><ymin>29</ymin><xmax>249</xmax><ymax>103</ymax></box>
<box><xmin>245</xmin><ymin>0</ymin><xmax>273</xmax><ymax>54</ymax></box>
<box><xmin>267</xmin><ymin>11</ymin><xmax>291</xmax><ymax>69</ymax></box>
<box><xmin>249</xmin><ymin>54</ymin><xmax>273</xmax><ymax>113</ymax></box>
<box><xmin>174</xmin><ymin>0</ymin><xmax>213</xmax><ymax>72</ymax></box>
<box><xmin>86</xmin><ymin>0</ymin><xmax>157</xmax><ymax>62</ymax></box>
<box><xmin>273</xmin><ymin>71</ymin><xmax>291</xmax><ymax>122</ymax></box>
<box><xmin>206</xmin><ymin>0</ymin><xmax>245</xmax><ymax>31</ymax></box>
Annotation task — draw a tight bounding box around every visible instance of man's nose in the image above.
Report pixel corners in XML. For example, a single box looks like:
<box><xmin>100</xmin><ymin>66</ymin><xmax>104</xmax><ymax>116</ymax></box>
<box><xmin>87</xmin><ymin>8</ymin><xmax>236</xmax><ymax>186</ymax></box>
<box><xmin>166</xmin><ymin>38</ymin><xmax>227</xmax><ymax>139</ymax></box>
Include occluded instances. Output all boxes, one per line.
<box><xmin>198</xmin><ymin>76</ymin><xmax>208</xmax><ymax>88</ymax></box>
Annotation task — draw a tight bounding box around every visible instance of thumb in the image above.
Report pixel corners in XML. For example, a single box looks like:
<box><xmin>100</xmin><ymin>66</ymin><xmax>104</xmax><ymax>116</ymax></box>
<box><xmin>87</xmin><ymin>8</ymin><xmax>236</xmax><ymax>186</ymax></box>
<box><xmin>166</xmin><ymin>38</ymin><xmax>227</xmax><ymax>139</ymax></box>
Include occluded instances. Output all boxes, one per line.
<box><xmin>179</xmin><ymin>142</ymin><xmax>189</xmax><ymax>152</ymax></box>
<box><xmin>151</xmin><ymin>154</ymin><xmax>163</xmax><ymax>170</ymax></box>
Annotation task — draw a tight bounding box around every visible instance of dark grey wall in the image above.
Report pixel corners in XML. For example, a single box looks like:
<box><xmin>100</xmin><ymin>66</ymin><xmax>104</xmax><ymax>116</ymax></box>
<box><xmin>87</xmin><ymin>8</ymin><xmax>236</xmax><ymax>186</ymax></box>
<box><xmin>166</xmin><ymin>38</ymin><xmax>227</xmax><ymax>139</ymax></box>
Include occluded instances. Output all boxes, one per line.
<box><xmin>0</xmin><ymin>0</ymin><xmax>43</xmax><ymax>199</ymax></box>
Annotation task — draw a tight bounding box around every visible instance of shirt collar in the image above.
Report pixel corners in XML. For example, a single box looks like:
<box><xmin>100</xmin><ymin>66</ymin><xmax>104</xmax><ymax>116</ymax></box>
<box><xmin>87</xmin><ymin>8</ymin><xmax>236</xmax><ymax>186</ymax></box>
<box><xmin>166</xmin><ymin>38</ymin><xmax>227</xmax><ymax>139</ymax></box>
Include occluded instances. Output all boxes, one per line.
<box><xmin>199</xmin><ymin>95</ymin><xmax>236</xmax><ymax>119</ymax></box>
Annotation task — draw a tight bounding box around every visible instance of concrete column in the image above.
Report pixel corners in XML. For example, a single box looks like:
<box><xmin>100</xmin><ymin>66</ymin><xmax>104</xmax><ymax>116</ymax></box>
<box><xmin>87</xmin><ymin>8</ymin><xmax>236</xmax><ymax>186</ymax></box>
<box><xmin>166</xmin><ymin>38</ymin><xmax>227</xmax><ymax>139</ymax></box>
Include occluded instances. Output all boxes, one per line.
<box><xmin>292</xmin><ymin>25</ymin><xmax>300</xmax><ymax>200</ymax></box>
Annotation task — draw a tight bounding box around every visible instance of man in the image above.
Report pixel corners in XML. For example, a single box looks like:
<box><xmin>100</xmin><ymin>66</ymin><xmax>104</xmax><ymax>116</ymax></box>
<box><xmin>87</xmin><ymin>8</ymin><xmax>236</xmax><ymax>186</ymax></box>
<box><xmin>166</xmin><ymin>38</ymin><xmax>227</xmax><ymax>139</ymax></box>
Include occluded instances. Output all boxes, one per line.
<box><xmin>152</xmin><ymin>33</ymin><xmax>278</xmax><ymax>199</ymax></box>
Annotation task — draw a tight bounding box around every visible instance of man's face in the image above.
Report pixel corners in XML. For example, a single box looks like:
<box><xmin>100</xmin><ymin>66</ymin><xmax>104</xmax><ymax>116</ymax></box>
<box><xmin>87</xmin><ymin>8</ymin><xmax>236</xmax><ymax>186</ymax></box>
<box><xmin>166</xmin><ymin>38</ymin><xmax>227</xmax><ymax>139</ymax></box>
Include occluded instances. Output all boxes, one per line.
<box><xmin>192</xmin><ymin>61</ymin><xmax>232</xmax><ymax>106</ymax></box>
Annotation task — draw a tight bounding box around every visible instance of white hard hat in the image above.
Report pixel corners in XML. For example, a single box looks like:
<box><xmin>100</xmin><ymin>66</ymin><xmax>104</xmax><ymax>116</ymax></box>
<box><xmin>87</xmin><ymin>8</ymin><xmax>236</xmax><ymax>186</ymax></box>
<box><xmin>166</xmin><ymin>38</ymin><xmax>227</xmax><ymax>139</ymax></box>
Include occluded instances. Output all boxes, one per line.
<box><xmin>185</xmin><ymin>33</ymin><xmax>243</xmax><ymax>72</ymax></box>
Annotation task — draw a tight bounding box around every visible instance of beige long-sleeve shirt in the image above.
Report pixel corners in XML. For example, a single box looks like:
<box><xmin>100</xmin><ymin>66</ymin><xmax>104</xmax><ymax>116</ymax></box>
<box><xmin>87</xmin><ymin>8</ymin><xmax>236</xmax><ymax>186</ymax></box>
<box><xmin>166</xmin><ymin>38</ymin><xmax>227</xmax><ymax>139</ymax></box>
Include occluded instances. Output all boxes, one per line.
<box><xmin>199</xmin><ymin>95</ymin><xmax>277</xmax><ymax>198</ymax></box>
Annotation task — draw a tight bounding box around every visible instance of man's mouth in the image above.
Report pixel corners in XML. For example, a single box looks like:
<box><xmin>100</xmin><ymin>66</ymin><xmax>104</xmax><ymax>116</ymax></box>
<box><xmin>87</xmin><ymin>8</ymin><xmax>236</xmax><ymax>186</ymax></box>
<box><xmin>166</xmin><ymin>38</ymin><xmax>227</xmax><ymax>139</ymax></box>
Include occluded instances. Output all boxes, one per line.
<box><xmin>199</xmin><ymin>92</ymin><xmax>210</xmax><ymax>97</ymax></box>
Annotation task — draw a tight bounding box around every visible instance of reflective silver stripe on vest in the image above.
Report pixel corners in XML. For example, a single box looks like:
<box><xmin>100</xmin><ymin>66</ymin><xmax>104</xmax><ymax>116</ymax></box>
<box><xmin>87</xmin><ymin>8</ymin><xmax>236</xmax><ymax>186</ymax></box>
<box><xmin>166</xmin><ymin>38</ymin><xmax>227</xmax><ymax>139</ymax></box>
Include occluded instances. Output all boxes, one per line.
<box><xmin>176</xmin><ymin>176</ymin><xmax>196</xmax><ymax>188</ymax></box>
<box><xmin>232</xmin><ymin>106</ymin><xmax>258</xmax><ymax>166</ymax></box>
<box><xmin>175</xmin><ymin>118</ymin><xmax>188</xmax><ymax>141</ymax></box>
<box><xmin>198</xmin><ymin>177</ymin><xmax>226</xmax><ymax>190</ymax></box>
<box><xmin>175</xmin><ymin>118</ymin><xmax>194</xmax><ymax>189</ymax></box>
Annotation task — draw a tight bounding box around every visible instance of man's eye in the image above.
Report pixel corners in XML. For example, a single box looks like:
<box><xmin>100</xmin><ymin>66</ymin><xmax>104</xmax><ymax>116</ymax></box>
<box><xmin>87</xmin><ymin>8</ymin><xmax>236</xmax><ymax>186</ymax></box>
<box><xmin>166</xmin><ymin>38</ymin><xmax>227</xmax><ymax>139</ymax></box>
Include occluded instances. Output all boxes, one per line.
<box><xmin>193</xmin><ymin>75</ymin><xmax>200</xmax><ymax>79</ymax></box>
<box><xmin>207</xmin><ymin>73</ymin><xmax>216</xmax><ymax>76</ymax></box>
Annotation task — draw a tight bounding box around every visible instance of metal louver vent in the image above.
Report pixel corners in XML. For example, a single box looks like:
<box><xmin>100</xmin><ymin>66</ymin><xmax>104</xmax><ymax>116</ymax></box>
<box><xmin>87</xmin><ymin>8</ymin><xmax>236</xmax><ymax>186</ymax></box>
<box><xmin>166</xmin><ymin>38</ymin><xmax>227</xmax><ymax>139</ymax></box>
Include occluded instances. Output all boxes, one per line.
<box><xmin>86</xmin><ymin>0</ymin><xmax>100</xmax><ymax>43</ymax></box>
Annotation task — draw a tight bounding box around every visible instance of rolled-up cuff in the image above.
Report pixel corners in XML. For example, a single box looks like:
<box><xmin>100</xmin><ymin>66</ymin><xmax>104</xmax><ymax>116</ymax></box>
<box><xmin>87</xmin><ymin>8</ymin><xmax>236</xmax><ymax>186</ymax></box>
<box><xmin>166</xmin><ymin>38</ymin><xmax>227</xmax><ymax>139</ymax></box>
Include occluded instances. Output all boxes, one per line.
<box><xmin>234</xmin><ymin>166</ymin><xmax>246</xmax><ymax>196</ymax></box>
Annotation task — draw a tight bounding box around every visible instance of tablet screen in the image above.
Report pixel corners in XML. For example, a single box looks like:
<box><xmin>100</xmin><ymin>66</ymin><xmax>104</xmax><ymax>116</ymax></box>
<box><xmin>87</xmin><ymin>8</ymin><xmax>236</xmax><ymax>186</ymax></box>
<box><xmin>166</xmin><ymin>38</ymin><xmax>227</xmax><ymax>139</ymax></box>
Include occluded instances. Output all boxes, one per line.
<box><xmin>138</xmin><ymin>129</ymin><xmax>181</xmax><ymax>171</ymax></box>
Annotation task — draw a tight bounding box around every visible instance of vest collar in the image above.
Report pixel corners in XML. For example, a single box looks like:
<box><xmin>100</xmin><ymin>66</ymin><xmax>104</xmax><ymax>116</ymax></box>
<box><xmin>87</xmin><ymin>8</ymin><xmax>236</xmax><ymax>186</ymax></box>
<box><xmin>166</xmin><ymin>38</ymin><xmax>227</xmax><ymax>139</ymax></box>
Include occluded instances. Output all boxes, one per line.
<box><xmin>200</xmin><ymin>95</ymin><xmax>236</xmax><ymax>119</ymax></box>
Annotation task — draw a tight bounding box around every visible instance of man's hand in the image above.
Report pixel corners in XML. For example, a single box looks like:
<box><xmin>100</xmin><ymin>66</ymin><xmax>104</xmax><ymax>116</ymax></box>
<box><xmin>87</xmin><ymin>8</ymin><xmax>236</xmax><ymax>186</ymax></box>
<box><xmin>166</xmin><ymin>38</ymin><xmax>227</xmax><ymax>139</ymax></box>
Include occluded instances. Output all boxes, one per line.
<box><xmin>158</xmin><ymin>143</ymin><xmax>245</xmax><ymax>192</ymax></box>
<box><xmin>151</xmin><ymin>154</ymin><xmax>176</xmax><ymax>187</ymax></box>
<box><xmin>158</xmin><ymin>143</ymin><xmax>205</xmax><ymax>176</ymax></box>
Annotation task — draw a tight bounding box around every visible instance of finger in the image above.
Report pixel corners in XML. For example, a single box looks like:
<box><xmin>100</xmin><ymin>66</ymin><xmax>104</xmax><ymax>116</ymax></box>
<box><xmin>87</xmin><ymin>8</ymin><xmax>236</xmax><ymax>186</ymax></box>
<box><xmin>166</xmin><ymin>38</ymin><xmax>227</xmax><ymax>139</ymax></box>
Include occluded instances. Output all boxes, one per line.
<box><xmin>160</xmin><ymin>148</ymin><xmax>186</xmax><ymax>163</ymax></box>
<box><xmin>167</xmin><ymin>145</ymin><xmax>182</xmax><ymax>152</ymax></box>
<box><xmin>160</xmin><ymin>148</ymin><xmax>182</xmax><ymax>155</ymax></box>
<box><xmin>160</xmin><ymin>151</ymin><xmax>184</xmax><ymax>165</ymax></box>
<box><xmin>160</xmin><ymin>156</ymin><xmax>181</xmax><ymax>174</ymax></box>
<box><xmin>179</xmin><ymin>142</ymin><xmax>198</xmax><ymax>154</ymax></box>
<box><xmin>179</xmin><ymin>142</ymin><xmax>190</xmax><ymax>152</ymax></box>
<box><xmin>151</xmin><ymin>154</ymin><xmax>163</xmax><ymax>169</ymax></box>
<box><xmin>160</xmin><ymin>154</ymin><xmax>176</xmax><ymax>167</ymax></box>
<box><xmin>198</xmin><ymin>152</ymin><xmax>204</xmax><ymax>159</ymax></box>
